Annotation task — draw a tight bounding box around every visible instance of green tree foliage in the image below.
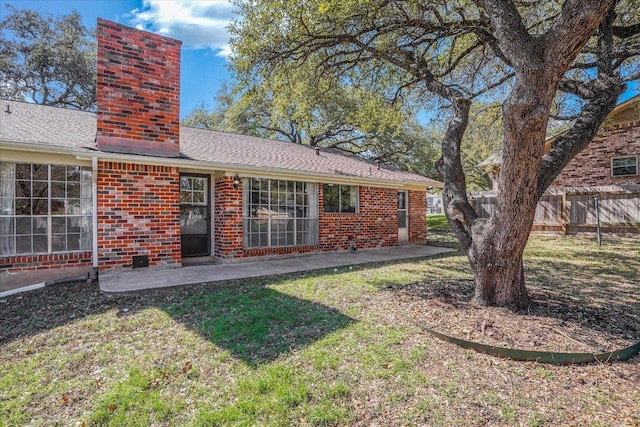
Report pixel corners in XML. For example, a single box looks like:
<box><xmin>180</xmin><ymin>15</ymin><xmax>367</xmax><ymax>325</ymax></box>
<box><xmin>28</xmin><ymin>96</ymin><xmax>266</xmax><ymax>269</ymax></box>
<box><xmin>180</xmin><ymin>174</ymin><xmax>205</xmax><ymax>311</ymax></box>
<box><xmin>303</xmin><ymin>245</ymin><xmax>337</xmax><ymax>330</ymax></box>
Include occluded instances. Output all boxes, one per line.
<box><xmin>230</xmin><ymin>0</ymin><xmax>639</xmax><ymax>307</ymax></box>
<box><xmin>184</xmin><ymin>40</ymin><xmax>443</xmax><ymax>178</ymax></box>
<box><xmin>0</xmin><ymin>5</ymin><xmax>96</xmax><ymax>110</ymax></box>
<box><xmin>462</xmin><ymin>104</ymin><xmax>503</xmax><ymax>190</ymax></box>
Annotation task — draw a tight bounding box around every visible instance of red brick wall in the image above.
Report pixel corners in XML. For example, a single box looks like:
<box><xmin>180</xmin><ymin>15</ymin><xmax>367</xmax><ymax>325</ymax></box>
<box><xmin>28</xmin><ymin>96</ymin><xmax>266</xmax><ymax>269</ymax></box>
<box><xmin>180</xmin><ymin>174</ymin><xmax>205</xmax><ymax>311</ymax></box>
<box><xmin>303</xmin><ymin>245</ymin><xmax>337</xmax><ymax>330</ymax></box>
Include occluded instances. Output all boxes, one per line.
<box><xmin>553</xmin><ymin>121</ymin><xmax>640</xmax><ymax>187</ymax></box>
<box><xmin>1</xmin><ymin>252</ymin><xmax>92</xmax><ymax>274</ymax></box>
<box><xmin>212</xmin><ymin>182</ymin><xmax>406</xmax><ymax>259</ymax></box>
<box><xmin>213</xmin><ymin>176</ymin><xmax>244</xmax><ymax>259</ymax></box>
<box><xmin>318</xmin><ymin>185</ymin><xmax>398</xmax><ymax>251</ymax></box>
<box><xmin>408</xmin><ymin>190</ymin><xmax>427</xmax><ymax>243</ymax></box>
<box><xmin>97</xmin><ymin>161</ymin><xmax>181</xmax><ymax>269</ymax></box>
<box><xmin>96</xmin><ymin>19</ymin><xmax>181</xmax><ymax>157</ymax></box>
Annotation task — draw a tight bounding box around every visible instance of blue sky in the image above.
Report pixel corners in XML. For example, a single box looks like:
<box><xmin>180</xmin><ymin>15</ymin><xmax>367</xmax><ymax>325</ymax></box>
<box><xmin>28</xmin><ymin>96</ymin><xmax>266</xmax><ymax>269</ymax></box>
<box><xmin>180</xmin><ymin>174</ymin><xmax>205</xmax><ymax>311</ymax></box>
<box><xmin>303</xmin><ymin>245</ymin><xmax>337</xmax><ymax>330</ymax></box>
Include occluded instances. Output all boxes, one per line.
<box><xmin>3</xmin><ymin>0</ymin><xmax>235</xmax><ymax>118</ymax></box>
<box><xmin>3</xmin><ymin>1</ymin><xmax>638</xmax><ymax>121</ymax></box>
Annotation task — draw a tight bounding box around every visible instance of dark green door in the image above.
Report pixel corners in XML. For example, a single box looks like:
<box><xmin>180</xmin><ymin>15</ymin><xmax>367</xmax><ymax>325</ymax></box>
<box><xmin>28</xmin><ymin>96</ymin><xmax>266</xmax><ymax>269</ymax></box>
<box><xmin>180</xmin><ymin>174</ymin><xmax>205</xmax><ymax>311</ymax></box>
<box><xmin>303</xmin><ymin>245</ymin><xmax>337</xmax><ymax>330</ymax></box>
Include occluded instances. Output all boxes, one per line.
<box><xmin>180</xmin><ymin>174</ymin><xmax>210</xmax><ymax>257</ymax></box>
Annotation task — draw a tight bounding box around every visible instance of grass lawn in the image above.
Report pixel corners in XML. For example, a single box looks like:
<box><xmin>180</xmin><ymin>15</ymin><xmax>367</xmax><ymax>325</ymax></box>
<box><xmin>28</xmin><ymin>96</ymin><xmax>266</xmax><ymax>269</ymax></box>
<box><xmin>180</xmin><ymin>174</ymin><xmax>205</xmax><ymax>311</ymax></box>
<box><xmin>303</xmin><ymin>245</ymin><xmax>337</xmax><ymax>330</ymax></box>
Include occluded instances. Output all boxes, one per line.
<box><xmin>426</xmin><ymin>213</ymin><xmax>450</xmax><ymax>231</ymax></box>
<box><xmin>1</xmin><ymin>233</ymin><xmax>639</xmax><ymax>426</ymax></box>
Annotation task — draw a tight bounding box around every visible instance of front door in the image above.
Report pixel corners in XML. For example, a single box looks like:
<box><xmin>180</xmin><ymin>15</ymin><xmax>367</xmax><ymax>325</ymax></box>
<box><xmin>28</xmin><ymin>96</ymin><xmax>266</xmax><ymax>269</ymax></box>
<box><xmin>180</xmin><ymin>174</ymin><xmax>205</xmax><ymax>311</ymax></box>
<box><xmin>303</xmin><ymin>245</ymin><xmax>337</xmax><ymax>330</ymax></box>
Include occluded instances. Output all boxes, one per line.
<box><xmin>180</xmin><ymin>174</ymin><xmax>210</xmax><ymax>257</ymax></box>
<box><xmin>398</xmin><ymin>191</ymin><xmax>408</xmax><ymax>243</ymax></box>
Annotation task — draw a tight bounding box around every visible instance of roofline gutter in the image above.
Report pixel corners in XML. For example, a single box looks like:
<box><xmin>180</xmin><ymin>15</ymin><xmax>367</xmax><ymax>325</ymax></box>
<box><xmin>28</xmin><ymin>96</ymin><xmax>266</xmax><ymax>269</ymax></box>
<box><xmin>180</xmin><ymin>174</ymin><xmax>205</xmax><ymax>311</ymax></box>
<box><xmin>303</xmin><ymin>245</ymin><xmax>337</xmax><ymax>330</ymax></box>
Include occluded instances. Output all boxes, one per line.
<box><xmin>0</xmin><ymin>139</ymin><xmax>93</xmax><ymax>157</ymax></box>
<box><xmin>0</xmin><ymin>139</ymin><xmax>443</xmax><ymax>190</ymax></box>
<box><xmin>77</xmin><ymin>150</ymin><xmax>443</xmax><ymax>191</ymax></box>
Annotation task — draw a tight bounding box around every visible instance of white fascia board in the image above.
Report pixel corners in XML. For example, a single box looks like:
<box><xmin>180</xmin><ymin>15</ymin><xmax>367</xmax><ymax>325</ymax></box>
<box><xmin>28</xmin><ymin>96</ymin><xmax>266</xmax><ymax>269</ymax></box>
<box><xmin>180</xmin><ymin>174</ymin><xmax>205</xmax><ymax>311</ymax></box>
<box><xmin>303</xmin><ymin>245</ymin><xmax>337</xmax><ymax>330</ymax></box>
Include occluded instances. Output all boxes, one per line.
<box><xmin>0</xmin><ymin>140</ymin><xmax>93</xmax><ymax>165</ymax></box>
<box><xmin>76</xmin><ymin>150</ymin><xmax>439</xmax><ymax>190</ymax></box>
<box><xmin>1</xmin><ymin>139</ymin><xmax>440</xmax><ymax>191</ymax></box>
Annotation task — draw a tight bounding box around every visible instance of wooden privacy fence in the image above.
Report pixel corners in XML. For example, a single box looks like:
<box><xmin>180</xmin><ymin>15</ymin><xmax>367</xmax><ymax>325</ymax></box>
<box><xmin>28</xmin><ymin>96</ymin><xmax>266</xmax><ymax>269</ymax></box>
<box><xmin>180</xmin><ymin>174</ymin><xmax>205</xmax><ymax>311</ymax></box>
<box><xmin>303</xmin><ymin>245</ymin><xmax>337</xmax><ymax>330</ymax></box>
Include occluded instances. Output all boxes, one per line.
<box><xmin>469</xmin><ymin>185</ymin><xmax>640</xmax><ymax>234</ymax></box>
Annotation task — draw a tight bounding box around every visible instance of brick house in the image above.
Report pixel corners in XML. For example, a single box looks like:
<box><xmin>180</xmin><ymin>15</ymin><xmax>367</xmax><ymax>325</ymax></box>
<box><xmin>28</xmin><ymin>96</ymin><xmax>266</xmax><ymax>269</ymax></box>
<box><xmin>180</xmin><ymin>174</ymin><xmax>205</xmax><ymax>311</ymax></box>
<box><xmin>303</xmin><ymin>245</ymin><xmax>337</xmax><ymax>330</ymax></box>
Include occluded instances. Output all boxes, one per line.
<box><xmin>0</xmin><ymin>19</ymin><xmax>440</xmax><ymax>290</ymax></box>
<box><xmin>550</xmin><ymin>94</ymin><xmax>639</xmax><ymax>188</ymax></box>
<box><xmin>475</xmin><ymin>94</ymin><xmax>640</xmax><ymax>233</ymax></box>
<box><xmin>482</xmin><ymin>94</ymin><xmax>640</xmax><ymax>190</ymax></box>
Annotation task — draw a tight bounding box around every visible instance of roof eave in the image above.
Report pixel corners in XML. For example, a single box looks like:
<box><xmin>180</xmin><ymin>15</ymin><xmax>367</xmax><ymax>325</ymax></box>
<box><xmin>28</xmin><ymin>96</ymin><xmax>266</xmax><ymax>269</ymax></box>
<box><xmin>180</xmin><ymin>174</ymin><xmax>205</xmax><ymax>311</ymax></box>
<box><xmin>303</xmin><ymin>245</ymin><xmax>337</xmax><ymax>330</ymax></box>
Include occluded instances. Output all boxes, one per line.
<box><xmin>0</xmin><ymin>140</ymin><xmax>440</xmax><ymax>190</ymax></box>
<box><xmin>0</xmin><ymin>139</ymin><xmax>95</xmax><ymax>157</ymax></box>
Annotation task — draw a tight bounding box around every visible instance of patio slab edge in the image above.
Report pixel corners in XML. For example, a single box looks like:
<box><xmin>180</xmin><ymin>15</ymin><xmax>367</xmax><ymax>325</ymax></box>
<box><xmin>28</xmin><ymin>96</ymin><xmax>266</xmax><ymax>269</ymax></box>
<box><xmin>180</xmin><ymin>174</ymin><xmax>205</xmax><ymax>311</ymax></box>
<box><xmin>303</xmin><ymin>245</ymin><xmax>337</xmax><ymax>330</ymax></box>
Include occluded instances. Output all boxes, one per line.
<box><xmin>98</xmin><ymin>245</ymin><xmax>457</xmax><ymax>293</ymax></box>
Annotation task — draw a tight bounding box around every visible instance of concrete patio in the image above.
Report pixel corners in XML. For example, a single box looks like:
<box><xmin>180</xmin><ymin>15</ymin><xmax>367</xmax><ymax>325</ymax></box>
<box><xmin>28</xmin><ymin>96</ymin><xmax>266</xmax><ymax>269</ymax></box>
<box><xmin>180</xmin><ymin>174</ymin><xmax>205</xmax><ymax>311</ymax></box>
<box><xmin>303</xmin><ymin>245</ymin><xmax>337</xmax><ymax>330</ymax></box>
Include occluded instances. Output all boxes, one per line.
<box><xmin>99</xmin><ymin>244</ymin><xmax>456</xmax><ymax>293</ymax></box>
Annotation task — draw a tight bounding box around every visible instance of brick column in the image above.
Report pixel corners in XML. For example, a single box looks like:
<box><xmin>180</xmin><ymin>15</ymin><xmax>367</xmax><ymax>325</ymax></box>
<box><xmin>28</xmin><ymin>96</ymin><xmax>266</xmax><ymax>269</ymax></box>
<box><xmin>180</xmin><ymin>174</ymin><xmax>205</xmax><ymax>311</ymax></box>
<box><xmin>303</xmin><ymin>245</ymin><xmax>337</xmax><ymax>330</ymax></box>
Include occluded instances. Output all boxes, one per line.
<box><xmin>409</xmin><ymin>190</ymin><xmax>427</xmax><ymax>243</ymax></box>
<box><xmin>97</xmin><ymin>162</ymin><xmax>181</xmax><ymax>269</ymax></box>
<box><xmin>213</xmin><ymin>176</ymin><xmax>244</xmax><ymax>259</ymax></box>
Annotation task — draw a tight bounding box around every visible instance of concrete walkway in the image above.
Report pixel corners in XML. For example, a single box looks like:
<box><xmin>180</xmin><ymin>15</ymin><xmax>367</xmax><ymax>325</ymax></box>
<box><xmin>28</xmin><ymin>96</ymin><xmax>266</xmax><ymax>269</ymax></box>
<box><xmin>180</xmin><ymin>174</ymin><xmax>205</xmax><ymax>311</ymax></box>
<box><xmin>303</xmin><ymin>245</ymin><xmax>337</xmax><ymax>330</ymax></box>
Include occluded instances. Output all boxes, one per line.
<box><xmin>99</xmin><ymin>244</ymin><xmax>456</xmax><ymax>293</ymax></box>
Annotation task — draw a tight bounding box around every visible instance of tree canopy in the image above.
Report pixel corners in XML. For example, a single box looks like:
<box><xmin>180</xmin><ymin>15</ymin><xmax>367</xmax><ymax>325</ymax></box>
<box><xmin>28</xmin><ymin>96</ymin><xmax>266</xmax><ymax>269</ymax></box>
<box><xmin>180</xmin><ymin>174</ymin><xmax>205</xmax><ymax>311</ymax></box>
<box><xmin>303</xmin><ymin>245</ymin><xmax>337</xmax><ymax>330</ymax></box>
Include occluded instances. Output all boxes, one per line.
<box><xmin>183</xmin><ymin>67</ymin><xmax>443</xmax><ymax>179</ymax></box>
<box><xmin>230</xmin><ymin>0</ymin><xmax>640</xmax><ymax>307</ymax></box>
<box><xmin>0</xmin><ymin>5</ymin><xmax>96</xmax><ymax>110</ymax></box>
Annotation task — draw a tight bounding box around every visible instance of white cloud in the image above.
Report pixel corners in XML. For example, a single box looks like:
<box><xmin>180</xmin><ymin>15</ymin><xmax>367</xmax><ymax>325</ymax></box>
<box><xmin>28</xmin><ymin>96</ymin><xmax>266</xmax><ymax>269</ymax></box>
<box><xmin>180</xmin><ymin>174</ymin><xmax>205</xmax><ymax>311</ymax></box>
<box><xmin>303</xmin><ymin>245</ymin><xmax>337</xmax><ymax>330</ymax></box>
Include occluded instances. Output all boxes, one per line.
<box><xmin>128</xmin><ymin>0</ymin><xmax>235</xmax><ymax>57</ymax></box>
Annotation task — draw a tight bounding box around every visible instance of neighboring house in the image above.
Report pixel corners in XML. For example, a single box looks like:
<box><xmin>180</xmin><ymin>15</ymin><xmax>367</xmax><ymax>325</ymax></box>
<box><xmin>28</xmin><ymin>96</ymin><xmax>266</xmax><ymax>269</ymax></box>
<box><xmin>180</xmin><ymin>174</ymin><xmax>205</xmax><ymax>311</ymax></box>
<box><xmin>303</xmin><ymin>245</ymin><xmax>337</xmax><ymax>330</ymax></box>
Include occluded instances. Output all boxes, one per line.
<box><xmin>0</xmin><ymin>19</ymin><xmax>440</xmax><ymax>290</ymax></box>
<box><xmin>551</xmin><ymin>94</ymin><xmax>639</xmax><ymax>188</ymax></box>
<box><xmin>475</xmin><ymin>94</ymin><xmax>640</xmax><ymax>233</ymax></box>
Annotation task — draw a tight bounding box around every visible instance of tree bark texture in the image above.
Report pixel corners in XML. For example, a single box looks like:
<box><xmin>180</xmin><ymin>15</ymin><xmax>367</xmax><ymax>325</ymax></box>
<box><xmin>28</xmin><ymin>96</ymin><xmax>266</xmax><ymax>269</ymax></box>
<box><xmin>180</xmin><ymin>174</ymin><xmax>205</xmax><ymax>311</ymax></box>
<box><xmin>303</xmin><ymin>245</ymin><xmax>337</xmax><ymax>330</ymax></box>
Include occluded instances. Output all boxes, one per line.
<box><xmin>233</xmin><ymin>0</ymin><xmax>628</xmax><ymax>308</ymax></box>
<box><xmin>441</xmin><ymin>0</ymin><xmax>617</xmax><ymax>309</ymax></box>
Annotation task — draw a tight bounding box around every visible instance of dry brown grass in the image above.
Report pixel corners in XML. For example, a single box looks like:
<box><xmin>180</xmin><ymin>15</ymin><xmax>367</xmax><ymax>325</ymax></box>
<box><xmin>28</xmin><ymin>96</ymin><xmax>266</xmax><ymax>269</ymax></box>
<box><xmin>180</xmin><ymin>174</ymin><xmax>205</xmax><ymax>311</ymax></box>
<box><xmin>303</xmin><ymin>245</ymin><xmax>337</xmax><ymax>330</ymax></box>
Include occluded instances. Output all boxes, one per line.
<box><xmin>1</xmin><ymin>233</ymin><xmax>638</xmax><ymax>426</ymax></box>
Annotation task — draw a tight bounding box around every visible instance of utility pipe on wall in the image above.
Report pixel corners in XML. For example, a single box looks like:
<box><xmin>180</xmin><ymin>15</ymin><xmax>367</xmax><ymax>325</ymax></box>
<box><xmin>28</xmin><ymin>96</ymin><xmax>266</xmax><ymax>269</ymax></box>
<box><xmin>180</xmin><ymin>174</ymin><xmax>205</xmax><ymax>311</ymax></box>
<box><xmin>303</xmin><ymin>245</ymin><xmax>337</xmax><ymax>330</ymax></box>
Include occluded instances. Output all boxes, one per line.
<box><xmin>92</xmin><ymin>156</ymin><xmax>99</xmax><ymax>270</ymax></box>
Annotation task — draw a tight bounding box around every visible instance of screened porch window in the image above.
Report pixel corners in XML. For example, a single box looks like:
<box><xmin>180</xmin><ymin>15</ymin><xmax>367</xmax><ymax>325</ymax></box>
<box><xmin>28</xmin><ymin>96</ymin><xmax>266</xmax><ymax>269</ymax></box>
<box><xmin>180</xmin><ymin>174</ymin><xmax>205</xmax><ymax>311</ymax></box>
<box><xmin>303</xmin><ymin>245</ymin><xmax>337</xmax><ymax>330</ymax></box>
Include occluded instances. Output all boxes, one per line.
<box><xmin>0</xmin><ymin>162</ymin><xmax>93</xmax><ymax>256</ymax></box>
<box><xmin>243</xmin><ymin>178</ymin><xmax>318</xmax><ymax>248</ymax></box>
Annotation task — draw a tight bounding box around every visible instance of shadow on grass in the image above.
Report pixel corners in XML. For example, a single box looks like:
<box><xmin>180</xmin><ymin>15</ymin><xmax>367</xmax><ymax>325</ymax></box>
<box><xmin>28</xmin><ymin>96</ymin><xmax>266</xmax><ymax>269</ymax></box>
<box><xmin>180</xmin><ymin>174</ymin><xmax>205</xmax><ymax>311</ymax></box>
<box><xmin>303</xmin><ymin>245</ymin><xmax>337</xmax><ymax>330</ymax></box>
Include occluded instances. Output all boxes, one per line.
<box><xmin>160</xmin><ymin>283</ymin><xmax>355</xmax><ymax>365</ymax></box>
<box><xmin>523</xmin><ymin>238</ymin><xmax>640</xmax><ymax>318</ymax></box>
<box><xmin>361</xmin><ymin>252</ymin><xmax>471</xmax><ymax>290</ymax></box>
<box><xmin>386</xmin><ymin>277</ymin><xmax>640</xmax><ymax>353</ymax></box>
<box><xmin>424</xmin><ymin>231</ymin><xmax>640</xmax><ymax>320</ymax></box>
<box><xmin>426</xmin><ymin>230</ymin><xmax>461</xmax><ymax>249</ymax></box>
<box><xmin>526</xmin><ymin>253</ymin><xmax>640</xmax><ymax>285</ymax></box>
<box><xmin>0</xmin><ymin>276</ymin><xmax>354</xmax><ymax>366</ymax></box>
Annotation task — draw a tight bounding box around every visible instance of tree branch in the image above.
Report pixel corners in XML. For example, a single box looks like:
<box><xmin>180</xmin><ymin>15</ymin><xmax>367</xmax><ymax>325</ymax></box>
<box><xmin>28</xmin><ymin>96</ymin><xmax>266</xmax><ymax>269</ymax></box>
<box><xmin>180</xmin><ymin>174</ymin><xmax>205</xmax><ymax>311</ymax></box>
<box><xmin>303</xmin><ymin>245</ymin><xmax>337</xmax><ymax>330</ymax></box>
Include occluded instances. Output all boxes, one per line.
<box><xmin>471</xmin><ymin>72</ymin><xmax>515</xmax><ymax>98</ymax></box>
<box><xmin>537</xmin><ymin>77</ymin><xmax>623</xmax><ymax>195</ymax></box>
<box><xmin>557</xmin><ymin>79</ymin><xmax>596</xmax><ymax>98</ymax></box>
<box><xmin>473</xmin><ymin>0</ymin><xmax>534</xmax><ymax>65</ymax></box>
<box><xmin>612</xmin><ymin>23</ymin><xmax>640</xmax><ymax>39</ymax></box>
<box><xmin>544</xmin><ymin>0</ymin><xmax>615</xmax><ymax>72</ymax></box>
<box><xmin>435</xmin><ymin>96</ymin><xmax>476</xmax><ymax>251</ymax></box>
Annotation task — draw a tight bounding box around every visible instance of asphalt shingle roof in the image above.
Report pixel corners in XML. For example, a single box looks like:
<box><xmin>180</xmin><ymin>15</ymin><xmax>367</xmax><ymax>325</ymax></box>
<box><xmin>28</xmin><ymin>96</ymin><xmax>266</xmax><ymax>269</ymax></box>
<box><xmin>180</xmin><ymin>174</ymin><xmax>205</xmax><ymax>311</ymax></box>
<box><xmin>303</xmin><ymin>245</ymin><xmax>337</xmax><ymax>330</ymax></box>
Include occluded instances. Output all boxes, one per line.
<box><xmin>1</xmin><ymin>99</ymin><xmax>440</xmax><ymax>187</ymax></box>
<box><xmin>1</xmin><ymin>100</ymin><xmax>96</xmax><ymax>150</ymax></box>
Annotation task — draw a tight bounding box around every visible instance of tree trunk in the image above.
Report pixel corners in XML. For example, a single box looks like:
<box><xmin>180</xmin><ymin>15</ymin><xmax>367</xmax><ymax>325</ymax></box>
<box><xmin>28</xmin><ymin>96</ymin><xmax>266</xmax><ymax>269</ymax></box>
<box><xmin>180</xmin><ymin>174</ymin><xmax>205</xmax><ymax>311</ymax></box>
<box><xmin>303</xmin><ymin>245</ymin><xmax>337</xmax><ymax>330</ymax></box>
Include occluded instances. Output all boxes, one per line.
<box><xmin>468</xmin><ymin>224</ymin><xmax>532</xmax><ymax>309</ymax></box>
<box><xmin>437</xmin><ymin>0</ymin><xmax>618</xmax><ymax>309</ymax></box>
<box><xmin>467</xmin><ymin>73</ymin><xmax>553</xmax><ymax>308</ymax></box>
<box><xmin>436</xmin><ymin>79</ymin><xmax>545</xmax><ymax>310</ymax></box>
<box><xmin>472</xmin><ymin>252</ymin><xmax>528</xmax><ymax>308</ymax></box>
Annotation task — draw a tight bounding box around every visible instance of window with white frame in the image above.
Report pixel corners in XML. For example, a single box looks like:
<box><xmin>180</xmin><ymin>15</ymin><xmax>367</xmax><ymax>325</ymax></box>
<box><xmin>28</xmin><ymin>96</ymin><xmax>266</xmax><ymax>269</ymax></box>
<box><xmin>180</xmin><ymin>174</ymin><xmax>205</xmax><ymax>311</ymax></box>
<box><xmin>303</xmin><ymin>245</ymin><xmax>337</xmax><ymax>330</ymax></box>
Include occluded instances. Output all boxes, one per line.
<box><xmin>0</xmin><ymin>162</ymin><xmax>93</xmax><ymax>256</ymax></box>
<box><xmin>611</xmin><ymin>156</ymin><xmax>638</xmax><ymax>177</ymax></box>
<box><xmin>243</xmin><ymin>178</ymin><xmax>318</xmax><ymax>248</ymax></box>
<box><xmin>323</xmin><ymin>184</ymin><xmax>359</xmax><ymax>213</ymax></box>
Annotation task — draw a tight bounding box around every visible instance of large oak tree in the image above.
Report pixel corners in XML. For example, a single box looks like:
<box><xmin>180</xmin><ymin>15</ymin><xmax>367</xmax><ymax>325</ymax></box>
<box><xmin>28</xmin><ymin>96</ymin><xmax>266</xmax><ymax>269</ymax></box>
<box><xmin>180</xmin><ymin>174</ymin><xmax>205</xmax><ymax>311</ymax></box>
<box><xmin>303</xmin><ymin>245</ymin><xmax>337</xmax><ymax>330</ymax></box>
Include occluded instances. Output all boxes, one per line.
<box><xmin>231</xmin><ymin>0</ymin><xmax>640</xmax><ymax>308</ymax></box>
<box><xmin>0</xmin><ymin>6</ymin><xmax>96</xmax><ymax>110</ymax></box>
<box><xmin>183</xmin><ymin>71</ymin><xmax>443</xmax><ymax>179</ymax></box>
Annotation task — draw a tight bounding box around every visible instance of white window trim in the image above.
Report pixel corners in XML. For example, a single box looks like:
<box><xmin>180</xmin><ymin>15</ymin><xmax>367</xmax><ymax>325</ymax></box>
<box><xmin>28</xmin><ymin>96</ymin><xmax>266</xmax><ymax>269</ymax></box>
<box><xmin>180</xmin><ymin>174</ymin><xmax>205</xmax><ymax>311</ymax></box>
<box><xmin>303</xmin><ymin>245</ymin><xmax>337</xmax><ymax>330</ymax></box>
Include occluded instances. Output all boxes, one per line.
<box><xmin>0</xmin><ymin>162</ymin><xmax>93</xmax><ymax>256</ymax></box>
<box><xmin>611</xmin><ymin>155</ymin><xmax>639</xmax><ymax>177</ymax></box>
<box><xmin>243</xmin><ymin>178</ymin><xmax>319</xmax><ymax>249</ymax></box>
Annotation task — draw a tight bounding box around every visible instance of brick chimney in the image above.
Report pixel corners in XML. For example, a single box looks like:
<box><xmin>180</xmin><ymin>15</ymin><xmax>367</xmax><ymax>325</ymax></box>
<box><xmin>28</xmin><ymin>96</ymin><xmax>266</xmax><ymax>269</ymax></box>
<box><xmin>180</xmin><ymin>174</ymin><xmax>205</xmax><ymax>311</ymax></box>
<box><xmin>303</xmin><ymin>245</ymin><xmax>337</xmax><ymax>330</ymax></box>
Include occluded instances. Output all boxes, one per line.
<box><xmin>96</xmin><ymin>19</ymin><xmax>182</xmax><ymax>157</ymax></box>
